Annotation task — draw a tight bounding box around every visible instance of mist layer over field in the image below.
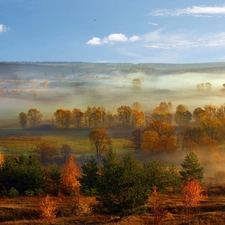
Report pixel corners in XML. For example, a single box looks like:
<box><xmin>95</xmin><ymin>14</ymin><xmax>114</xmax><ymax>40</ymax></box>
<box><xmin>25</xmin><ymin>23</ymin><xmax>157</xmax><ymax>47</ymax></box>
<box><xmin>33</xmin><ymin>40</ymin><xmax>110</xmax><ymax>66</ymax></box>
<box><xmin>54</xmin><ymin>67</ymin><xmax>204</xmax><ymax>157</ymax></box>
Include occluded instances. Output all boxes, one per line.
<box><xmin>0</xmin><ymin>62</ymin><xmax>225</xmax><ymax>120</ymax></box>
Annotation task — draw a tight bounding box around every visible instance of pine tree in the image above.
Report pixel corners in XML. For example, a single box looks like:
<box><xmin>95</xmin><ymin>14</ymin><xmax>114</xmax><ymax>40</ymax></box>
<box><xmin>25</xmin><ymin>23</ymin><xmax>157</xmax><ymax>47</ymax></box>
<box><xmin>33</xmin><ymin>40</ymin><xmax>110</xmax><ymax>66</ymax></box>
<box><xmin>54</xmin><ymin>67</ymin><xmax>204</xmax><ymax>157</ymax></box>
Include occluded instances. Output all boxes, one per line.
<box><xmin>180</xmin><ymin>152</ymin><xmax>204</xmax><ymax>183</ymax></box>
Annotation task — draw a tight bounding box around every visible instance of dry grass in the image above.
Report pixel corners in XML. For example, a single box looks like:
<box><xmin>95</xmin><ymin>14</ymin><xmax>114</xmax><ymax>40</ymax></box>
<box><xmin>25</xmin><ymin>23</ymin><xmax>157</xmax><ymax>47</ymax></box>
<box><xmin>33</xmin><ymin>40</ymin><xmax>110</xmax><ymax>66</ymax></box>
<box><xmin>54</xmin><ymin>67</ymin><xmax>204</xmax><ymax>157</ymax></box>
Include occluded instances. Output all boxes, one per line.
<box><xmin>0</xmin><ymin>192</ymin><xmax>225</xmax><ymax>224</ymax></box>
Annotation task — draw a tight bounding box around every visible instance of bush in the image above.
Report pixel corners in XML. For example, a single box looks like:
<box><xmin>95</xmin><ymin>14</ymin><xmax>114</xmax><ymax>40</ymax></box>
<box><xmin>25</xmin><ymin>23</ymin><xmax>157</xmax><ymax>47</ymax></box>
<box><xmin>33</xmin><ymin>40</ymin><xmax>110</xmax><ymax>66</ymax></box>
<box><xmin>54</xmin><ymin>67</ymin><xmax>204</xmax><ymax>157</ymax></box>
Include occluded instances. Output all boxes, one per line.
<box><xmin>25</xmin><ymin>189</ymin><xmax>35</xmax><ymax>197</ymax></box>
<box><xmin>8</xmin><ymin>187</ymin><xmax>19</xmax><ymax>198</ymax></box>
<box><xmin>39</xmin><ymin>195</ymin><xmax>57</xmax><ymax>218</ymax></box>
<box><xmin>35</xmin><ymin>188</ymin><xmax>45</xmax><ymax>197</ymax></box>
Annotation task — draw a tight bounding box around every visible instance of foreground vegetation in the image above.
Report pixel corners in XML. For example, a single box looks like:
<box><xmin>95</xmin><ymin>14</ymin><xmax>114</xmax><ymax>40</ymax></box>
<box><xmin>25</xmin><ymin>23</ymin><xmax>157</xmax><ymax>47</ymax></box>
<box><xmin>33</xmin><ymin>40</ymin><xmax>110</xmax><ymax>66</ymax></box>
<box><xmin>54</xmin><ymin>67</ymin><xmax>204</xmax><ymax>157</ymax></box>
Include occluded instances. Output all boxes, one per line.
<box><xmin>2</xmin><ymin>100</ymin><xmax>225</xmax><ymax>224</ymax></box>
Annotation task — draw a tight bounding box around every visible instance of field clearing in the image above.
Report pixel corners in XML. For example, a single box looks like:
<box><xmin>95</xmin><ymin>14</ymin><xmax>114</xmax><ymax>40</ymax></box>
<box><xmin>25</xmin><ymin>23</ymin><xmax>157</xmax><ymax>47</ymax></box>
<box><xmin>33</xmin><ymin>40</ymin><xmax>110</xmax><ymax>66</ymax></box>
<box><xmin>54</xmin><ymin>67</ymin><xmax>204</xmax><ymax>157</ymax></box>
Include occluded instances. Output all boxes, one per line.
<box><xmin>0</xmin><ymin>128</ymin><xmax>133</xmax><ymax>157</ymax></box>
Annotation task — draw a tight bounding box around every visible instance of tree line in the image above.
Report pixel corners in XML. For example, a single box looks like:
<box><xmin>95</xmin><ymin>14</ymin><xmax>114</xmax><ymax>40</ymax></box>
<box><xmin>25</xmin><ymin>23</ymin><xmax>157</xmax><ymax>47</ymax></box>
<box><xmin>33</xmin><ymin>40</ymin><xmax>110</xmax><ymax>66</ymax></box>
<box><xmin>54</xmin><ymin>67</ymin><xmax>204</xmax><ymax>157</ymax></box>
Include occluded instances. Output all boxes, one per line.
<box><xmin>19</xmin><ymin>102</ymin><xmax>225</xmax><ymax>156</ymax></box>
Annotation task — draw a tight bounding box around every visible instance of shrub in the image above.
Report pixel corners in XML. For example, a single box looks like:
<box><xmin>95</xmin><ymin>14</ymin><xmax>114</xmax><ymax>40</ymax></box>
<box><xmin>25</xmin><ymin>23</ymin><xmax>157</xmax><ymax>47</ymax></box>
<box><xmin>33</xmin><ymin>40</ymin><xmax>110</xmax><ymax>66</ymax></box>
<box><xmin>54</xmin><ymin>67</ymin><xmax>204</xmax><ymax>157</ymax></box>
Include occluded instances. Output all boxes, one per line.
<box><xmin>25</xmin><ymin>189</ymin><xmax>35</xmax><ymax>197</ymax></box>
<box><xmin>39</xmin><ymin>195</ymin><xmax>57</xmax><ymax>218</ymax></box>
<box><xmin>8</xmin><ymin>187</ymin><xmax>19</xmax><ymax>198</ymax></box>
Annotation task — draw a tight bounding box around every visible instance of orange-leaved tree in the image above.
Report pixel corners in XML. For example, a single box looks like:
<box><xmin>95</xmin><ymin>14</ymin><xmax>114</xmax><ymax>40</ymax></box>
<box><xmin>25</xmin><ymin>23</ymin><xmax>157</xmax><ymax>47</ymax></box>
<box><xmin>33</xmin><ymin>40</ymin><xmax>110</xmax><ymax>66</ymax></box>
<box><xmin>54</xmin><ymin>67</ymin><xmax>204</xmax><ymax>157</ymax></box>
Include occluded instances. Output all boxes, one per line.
<box><xmin>60</xmin><ymin>156</ymin><xmax>80</xmax><ymax>195</ymax></box>
<box><xmin>182</xmin><ymin>180</ymin><xmax>202</xmax><ymax>208</ymax></box>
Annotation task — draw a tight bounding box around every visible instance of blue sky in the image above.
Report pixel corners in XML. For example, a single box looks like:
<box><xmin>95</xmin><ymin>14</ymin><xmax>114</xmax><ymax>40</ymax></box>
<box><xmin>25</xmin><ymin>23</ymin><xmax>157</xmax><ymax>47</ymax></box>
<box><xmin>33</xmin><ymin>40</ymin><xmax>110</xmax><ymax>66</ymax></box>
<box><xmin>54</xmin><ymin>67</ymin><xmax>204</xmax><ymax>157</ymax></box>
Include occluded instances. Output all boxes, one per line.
<box><xmin>1</xmin><ymin>0</ymin><xmax>225</xmax><ymax>63</ymax></box>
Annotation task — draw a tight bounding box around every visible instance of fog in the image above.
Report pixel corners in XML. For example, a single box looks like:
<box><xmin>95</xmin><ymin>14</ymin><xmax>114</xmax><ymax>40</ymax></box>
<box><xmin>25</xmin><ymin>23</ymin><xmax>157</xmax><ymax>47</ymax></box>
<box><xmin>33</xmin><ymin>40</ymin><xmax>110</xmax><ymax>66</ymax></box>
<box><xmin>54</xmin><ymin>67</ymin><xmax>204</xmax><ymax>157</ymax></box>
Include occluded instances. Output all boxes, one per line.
<box><xmin>1</xmin><ymin>63</ymin><xmax>225</xmax><ymax>120</ymax></box>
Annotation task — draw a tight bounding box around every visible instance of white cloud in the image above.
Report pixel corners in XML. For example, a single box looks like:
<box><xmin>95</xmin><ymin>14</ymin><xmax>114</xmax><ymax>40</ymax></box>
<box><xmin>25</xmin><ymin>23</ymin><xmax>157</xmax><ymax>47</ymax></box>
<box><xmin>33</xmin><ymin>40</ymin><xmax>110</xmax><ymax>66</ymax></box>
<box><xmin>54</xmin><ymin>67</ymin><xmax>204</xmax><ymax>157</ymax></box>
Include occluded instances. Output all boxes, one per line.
<box><xmin>148</xmin><ymin>22</ymin><xmax>158</xmax><ymax>26</ymax></box>
<box><xmin>150</xmin><ymin>6</ymin><xmax>225</xmax><ymax>17</ymax></box>
<box><xmin>142</xmin><ymin>29</ymin><xmax>225</xmax><ymax>50</ymax></box>
<box><xmin>86</xmin><ymin>37</ymin><xmax>102</xmax><ymax>45</ymax></box>
<box><xmin>87</xmin><ymin>33</ymin><xmax>141</xmax><ymax>45</ymax></box>
<box><xmin>129</xmin><ymin>35</ymin><xmax>141</xmax><ymax>42</ymax></box>
<box><xmin>0</xmin><ymin>24</ymin><xmax>8</xmax><ymax>33</ymax></box>
<box><xmin>103</xmin><ymin>33</ymin><xmax>128</xmax><ymax>43</ymax></box>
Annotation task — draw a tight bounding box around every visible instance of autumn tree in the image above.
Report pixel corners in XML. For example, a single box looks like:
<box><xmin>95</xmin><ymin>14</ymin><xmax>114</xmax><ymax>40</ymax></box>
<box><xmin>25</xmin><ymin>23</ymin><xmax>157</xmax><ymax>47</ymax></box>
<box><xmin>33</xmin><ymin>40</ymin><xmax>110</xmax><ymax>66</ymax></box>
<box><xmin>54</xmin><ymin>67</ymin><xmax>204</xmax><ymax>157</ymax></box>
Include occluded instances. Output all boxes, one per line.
<box><xmin>141</xmin><ymin>130</ymin><xmax>159</xmax><ymax>154</ymax></box>
<box><xmin>132</xmin><ymin>109</ymin><xmax>145</xmax><ymax>127</ymax></box>
<box><xmin>72</xmin><ymin>108</ymin><xmax>84</xmax><ymax>128</ymax></box>
<box><xmin>193</xmin><ymin>107</ymin><xmax>207</xmax><ymax>125</ymax></box>
<box><xmin>54</xmin><ymin>109</ymin><xmax>72</xmax><ymax>129</ymax></box>
<box><xmin>180</xmin><ymin>152</ymin><xmax>204</xmax><ymax>184</ymax></box>
<box><xmin>201</xmin><ymin>116</ymin><xmax>221</xmax><ymax>140</ymax></box>
<box><xmin>182</xmin><ymin>180</ymin><xmax>202</xmax><ymax>212</ymax></box>
<box><xmin>143</xmin><ymin>120</ymin><xmax>177</xmax><ymax>153</ymax></box>
<box><xmin>204</xmin><ymin>104</ymin><xmax>217</xmax><ymax>118</ymax></box>
<box><xmin>117</xmin><ymin>105</ymin><xmax>132</xmax><ymax>127</ymax></box>
<box><xmin>174</xmin><ymin>104</ymin><xmax>192</xmax><ymax>126</ymax></box>
<box><xmin>60</xmin><ymin>156</ymin><xmax>80</xmax><ymax>195</ymax></box>
<box><xmin>105</xmin><ymin>111</ymin><xmax>115</xmax><ymax>127</ymax></box>
<box><xmin>89</xmin><ymin>129</ymin><xmax>112</xmax><ymax>157</ymax></box>
<box><xmin>151</xmin><ymin>102</ymin><xmax>173</xmax><ymax>123</ymax></box>
<box><xmin>35</xmin><ymin>142</ymin><xmax>58</xmax><ymax>166</ymax></box>
<box><xmin>181</xmin><ymin>127</ymin><xmax>204</xmax><ymax>150</ymax></box>
<box><xmin>19</xmin><ymin>112</ymin><xmax>28</xmax><ymax>128</ymax></box>
<box><xmin>27</xmin><ymin>108</ymin><xmax>42</xmax><ymax>127</ymax></box>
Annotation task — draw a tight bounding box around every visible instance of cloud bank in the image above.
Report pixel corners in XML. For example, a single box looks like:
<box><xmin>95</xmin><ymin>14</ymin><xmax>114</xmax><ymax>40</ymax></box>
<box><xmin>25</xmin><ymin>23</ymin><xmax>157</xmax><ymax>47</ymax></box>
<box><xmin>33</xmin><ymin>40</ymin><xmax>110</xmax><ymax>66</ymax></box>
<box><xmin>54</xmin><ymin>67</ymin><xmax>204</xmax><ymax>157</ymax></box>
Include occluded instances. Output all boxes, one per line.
<box><xmin>87</xmin><ymin>33</ymin><xmax>141</xmax><ymax>45</ymax></box>
<box><xmin>150</xmin><ymin>6</ymin><xmax>225</xmax><ymax>17</ymax></box>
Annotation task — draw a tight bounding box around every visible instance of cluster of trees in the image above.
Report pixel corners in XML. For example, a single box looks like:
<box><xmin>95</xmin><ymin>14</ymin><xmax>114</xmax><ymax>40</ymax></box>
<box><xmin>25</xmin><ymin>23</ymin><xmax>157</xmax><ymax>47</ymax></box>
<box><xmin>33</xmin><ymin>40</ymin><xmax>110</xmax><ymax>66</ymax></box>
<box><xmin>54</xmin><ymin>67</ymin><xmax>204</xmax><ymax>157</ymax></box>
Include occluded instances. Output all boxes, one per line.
<box><xmin>19</xmin><ymin>108</ymin><xmax>43</xmax><ymax>128</ymax></box>
<box><xmin>132</xmin><ymin>102</ymin><xmax>225</xmax><ymax>154</ymax></box>
<box><xmin>18</xmin><ymin>102</ymin><xmax>145</xmax><ymax>129</ymax></box>
<box><xmin>0</xmin><ymin>149</ymin><xmax>204</xmax><ymax>216</ymax></box>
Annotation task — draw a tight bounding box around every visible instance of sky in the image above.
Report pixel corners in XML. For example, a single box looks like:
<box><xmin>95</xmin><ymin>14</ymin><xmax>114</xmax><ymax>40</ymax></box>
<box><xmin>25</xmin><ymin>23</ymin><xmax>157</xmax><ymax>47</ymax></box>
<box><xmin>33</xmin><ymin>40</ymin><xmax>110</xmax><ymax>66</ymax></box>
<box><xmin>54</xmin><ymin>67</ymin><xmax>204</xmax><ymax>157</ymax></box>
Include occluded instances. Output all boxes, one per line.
<box><xmin>1</xmin><ymin>0</ymin><xmax>225</xmax><ymax>63</ymax></box>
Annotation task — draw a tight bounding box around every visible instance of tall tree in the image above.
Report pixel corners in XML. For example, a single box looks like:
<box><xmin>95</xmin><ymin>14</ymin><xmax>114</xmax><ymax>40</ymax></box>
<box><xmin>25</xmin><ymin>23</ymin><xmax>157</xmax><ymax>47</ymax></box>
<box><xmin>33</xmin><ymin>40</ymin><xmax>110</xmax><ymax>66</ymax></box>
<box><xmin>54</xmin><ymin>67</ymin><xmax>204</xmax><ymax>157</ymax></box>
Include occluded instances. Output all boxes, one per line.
<box><xmin>27</xmin><ymin>108</ymin><xmax>42</xmax><ymax>127</ymax></box>
<box><xmin>19</xmin><ymin>112</ymin><xmax>28</xmax><ymax>128</ymax></box>
<box><xmin>89</xmin><ymin>129</ymin><xmax>112</xmax><ymax>157</ymax></box>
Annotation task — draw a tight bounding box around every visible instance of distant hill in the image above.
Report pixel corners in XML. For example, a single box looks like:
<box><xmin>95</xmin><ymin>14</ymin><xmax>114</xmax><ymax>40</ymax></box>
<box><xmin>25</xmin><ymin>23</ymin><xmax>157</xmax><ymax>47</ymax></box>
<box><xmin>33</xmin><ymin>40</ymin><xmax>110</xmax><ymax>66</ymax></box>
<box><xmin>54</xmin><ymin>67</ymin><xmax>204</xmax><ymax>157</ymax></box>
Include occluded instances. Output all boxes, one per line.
<box><xmin>1</xmin><ymin>62</ymin><xmax>225</xmax><ymax>79</ymax></box>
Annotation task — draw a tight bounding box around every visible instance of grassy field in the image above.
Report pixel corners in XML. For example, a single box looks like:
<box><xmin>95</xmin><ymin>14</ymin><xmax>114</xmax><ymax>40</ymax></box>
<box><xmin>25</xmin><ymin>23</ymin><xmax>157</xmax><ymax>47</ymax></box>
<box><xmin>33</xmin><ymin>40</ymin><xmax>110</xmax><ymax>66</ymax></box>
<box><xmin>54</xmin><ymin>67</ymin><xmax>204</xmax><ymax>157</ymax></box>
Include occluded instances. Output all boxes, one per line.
<box><xmin>0</xmin><ymin>127</ymin><xmax>134</xmax><ymax>157</ymax></box>
<box><xmin>1</xmin><ymin>191</ymin><xmax>225</xmax><ymax>224</ymax></box>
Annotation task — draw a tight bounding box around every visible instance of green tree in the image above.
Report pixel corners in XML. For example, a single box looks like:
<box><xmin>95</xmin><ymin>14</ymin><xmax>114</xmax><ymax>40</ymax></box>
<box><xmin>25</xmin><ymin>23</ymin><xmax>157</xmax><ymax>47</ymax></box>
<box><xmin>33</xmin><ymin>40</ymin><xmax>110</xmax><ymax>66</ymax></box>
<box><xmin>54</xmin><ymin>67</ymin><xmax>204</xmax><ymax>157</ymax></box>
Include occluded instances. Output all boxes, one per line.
<box><xmin>0</xmin><ymin>155</ymin><xmax>45</xmax><ymax>193</ymax></box>
<box><xmin>180</xmin><ymin>152</ymin><xmax>204</xmax><ymax>183</ymax></box>
<box><xmin>19</xmin><ymin>112</ymin><xmax>28</xmax><ymax>128</ymax></box>
<box><xmin>144</xmin><ymin>160</ymin><xmax>181</xmax><ymax>193</ymax></box>
<box><xmin>89</xmin><ymin>129</ymin><xmax>112</xmax><ymax>157</ymax></box>
<box><xmin>79</xmin><ymin>156</ymin><xmax>100</xmax><ymax>196</ymax></box>
<box><xmin>97</xmin><ymin>150</ymin><xmax>149</xmax><ymax>216</ymax></box>
<box><xmin>44</xmin><ymin>163</ymin><xmax>61</xmax><ymax>195</ymax></box>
